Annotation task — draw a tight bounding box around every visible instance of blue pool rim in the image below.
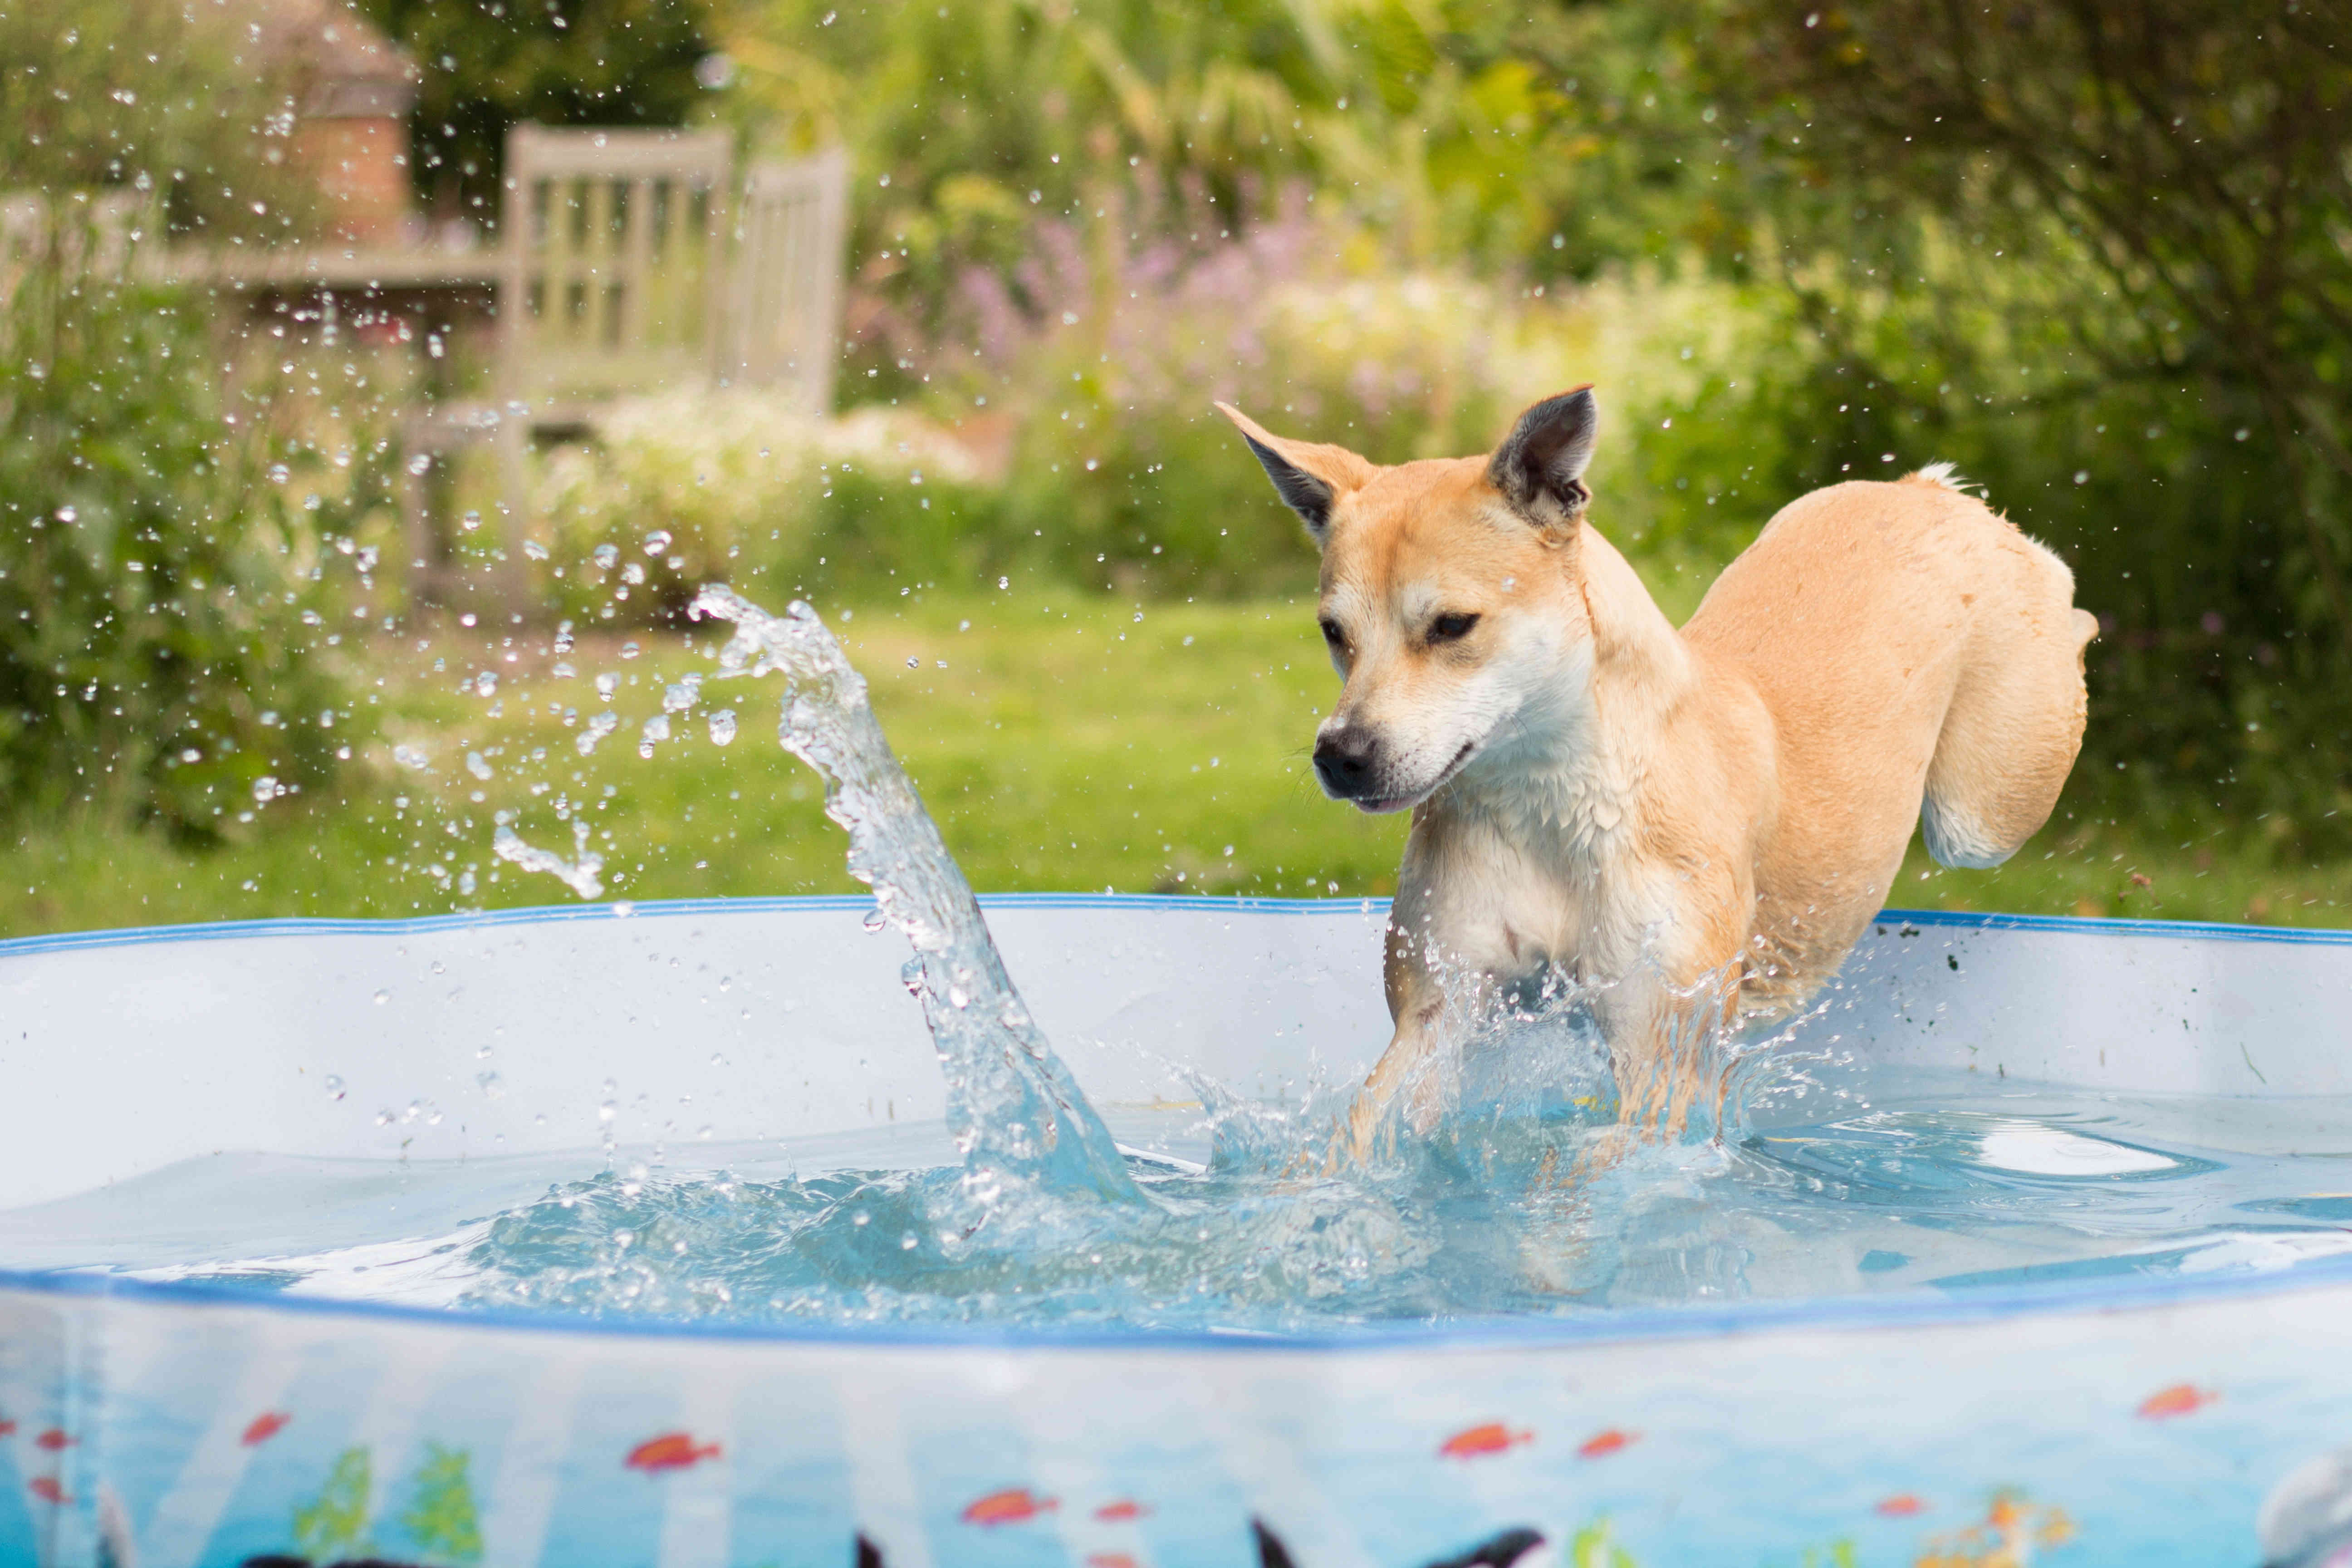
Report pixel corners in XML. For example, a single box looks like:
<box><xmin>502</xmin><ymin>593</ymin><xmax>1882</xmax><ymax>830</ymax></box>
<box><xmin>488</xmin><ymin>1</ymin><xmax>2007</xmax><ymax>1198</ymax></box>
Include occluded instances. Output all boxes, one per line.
<box><xmin>6</xmin><ymin>891</ymin><xmax>2352</xmax><ymax>960</ymax></box>
<box><xmin>6</xmin><ymin>893</ymin><xmax>2351</xmax><ymax>1353</ymax></box>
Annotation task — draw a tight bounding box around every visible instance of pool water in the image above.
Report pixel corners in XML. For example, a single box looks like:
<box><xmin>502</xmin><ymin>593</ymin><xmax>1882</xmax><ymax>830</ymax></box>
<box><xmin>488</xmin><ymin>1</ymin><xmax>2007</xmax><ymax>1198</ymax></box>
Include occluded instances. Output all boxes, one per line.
<box><xmin>8</xmin><ymin>1066</ymin><xmax>2349</xmax><ymax>1331</ymax></box>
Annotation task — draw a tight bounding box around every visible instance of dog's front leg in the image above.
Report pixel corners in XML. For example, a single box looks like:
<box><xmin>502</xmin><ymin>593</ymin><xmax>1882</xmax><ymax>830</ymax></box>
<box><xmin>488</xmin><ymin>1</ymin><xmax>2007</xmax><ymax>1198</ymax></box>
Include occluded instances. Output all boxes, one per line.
<box><xmin>1327</xmin><ymin>1001</ymin><xmax>1443</xmax><ymax>1172</ymax></box>
<box><xmin>1320</xmin><ymin>902</ymin><xmax>1467</xmax><ymax>1171</ymax></box>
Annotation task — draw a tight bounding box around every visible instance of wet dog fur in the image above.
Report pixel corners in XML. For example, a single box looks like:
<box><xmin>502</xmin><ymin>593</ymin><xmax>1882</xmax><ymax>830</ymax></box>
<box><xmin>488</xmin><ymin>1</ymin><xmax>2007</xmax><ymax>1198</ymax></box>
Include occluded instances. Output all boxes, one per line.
<box><xmin>1219</xmin><ymin>388</ymin><xmax>2094</xmax><ymax>1162</ymax></box>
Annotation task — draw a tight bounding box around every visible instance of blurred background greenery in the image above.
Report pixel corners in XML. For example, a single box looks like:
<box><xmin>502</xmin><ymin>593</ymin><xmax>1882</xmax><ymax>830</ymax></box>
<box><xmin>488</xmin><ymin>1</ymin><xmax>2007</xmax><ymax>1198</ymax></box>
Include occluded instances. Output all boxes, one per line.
<box><xmin>3</xmin><ymin>0</ymin><xmax>2348</xmax><ymax>932</ymax></box>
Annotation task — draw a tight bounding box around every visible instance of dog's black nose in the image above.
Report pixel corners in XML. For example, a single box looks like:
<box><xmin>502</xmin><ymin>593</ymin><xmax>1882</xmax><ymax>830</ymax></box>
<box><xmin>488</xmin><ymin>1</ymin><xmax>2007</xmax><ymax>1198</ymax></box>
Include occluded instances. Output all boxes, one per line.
<box><xmin>1313</xmin><ymin>730</ymin><xmax>1377</xmax><ymax>795</ymax></box>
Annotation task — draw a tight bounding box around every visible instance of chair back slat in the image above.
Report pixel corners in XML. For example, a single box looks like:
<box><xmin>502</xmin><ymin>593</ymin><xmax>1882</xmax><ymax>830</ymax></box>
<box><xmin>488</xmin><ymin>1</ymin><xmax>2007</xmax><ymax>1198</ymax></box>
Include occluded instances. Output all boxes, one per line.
<box><xmin>499</xmin><ymin>127</ymin><xmax>733</xmax><ymax>406</ymax></box>
<box><xmin>724</xmin><ymin>147</ymin><xmax>848</xmax><ymax>415</ymax></box>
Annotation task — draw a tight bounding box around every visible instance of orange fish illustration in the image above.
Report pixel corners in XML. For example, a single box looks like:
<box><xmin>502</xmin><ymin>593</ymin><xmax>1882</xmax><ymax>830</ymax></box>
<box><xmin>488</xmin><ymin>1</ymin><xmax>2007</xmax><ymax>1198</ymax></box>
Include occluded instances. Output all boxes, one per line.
<box><xmin>0</xmin><ymin>1418</ymin><xmax>14</xmax><ymax>1437</ymax></box>
<box><xmin>1086</xmin><ymin>1556</ymin><xmax>1140</xmax><ymax>1568</ymax></box>
<box><xmin>1439</xmin><ymin>1422</ymin><xmax>1533</xmax><ymax>1460</ymax></box>
<box><xmin>27</xmin><ymin>1477</ymin><xmax>70</xmax><ymax>1505</ymax></box>
<box><xmin>961</xmin><ymin>1486</ymin><xmax>1058</xmax><ymax>1526</ymax></box>
<box><xmin>2138</xmin><ymin>1383</ymin><xmax>2219</xmax><ymax>1421</ymax></box>
<box><xmin>242</xmin><ymin>1411</ymin><xmax>292</xmax><ymax>1446</ymax></box>
<box><xmin>33</xmin><ymin>1429</ymin><xmax>72</xmax><ymax>1452</ymax></box>
<box><xmin>1876</xmin><ymin>1493</ymin><xmax>1927</xmax><ymax>1518</ymax></box>
<box><xmin>1917</xmin><ymin>1488</ymin><xmax>2073</xmax><ymax>1567</ymax></box>
<box><xmin>626</xmin><ymin>1432</ymin><xmax>722</xmax><ymax>1474</ymax></box>
<box><xmin>1578</xmin><ymin>1428</ymin><xmax>1638</xmax><ymax>1460</ymax></box>
<box><xmin>1094</xmin><ymin>1498</ymin><xmax>1150</xmax><ymax>1522</ymax></box>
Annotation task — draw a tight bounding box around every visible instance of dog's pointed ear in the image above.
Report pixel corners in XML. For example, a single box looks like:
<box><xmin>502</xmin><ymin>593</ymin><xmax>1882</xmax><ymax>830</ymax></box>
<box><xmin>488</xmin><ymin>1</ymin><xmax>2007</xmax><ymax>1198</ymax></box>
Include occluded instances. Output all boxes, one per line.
<box><xmin>1215</xmin><ymin>402</ymin><xmax>1371</xmax><ymax>547</ymax></box>
<box><xmin>1488</xmin><ymin>386</ymin><xmax>1597</xmax><ymax>534</ymax></box>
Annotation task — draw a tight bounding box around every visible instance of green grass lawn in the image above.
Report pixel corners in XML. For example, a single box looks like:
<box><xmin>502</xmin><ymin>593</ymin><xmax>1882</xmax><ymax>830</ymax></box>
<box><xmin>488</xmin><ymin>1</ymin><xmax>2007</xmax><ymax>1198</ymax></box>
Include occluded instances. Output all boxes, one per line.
<box><xmin>3</xmin><ymin>590</ymin><xmax>2347</xmax><ymax>937</ymax></box>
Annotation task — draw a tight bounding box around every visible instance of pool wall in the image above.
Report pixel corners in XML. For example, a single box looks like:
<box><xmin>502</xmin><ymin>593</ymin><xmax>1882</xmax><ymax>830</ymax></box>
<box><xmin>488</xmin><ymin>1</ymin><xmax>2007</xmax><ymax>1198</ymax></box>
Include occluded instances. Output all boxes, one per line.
<box><xmin>3</xmin><ymin>897</ymin><xmax>2349</xmax><ymax>1567</ymax></box>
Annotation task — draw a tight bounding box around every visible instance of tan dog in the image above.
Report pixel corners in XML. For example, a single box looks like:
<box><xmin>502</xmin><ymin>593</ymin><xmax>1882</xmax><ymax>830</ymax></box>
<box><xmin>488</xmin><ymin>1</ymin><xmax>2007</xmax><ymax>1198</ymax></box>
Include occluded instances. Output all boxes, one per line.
<box><xmin>1217</xmin><ymin>388</ymin><xmax>2094</xmax><ymax>1164</ymax></box>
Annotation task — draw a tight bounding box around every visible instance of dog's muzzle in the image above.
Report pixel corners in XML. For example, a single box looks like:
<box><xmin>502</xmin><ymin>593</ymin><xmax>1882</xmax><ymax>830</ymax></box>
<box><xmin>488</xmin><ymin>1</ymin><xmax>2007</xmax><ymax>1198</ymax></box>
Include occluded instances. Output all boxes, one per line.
<box><xmin>1312</xmin><ymin>729</ymin><xmax>1380</xmax><ymax>799</ymax></box>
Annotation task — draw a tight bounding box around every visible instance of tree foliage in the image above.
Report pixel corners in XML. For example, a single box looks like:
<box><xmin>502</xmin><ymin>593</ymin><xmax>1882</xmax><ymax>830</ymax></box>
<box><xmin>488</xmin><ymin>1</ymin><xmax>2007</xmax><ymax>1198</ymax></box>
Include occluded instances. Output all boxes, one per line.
<box><xmin>1694</xmin><ymin>0</ymin><xmax>2352</xmax><ymax>839</ymax></box>
<box><xmin>358</xmin><ymin>0</ymin><xmax>718</xmax><ymax>226</ymax></box>
<box><xmin>0</xmin><ymin>222</ymin><xmax>349</xmax><ymax>834</ymax></box>
<box><xmin>0</xmin><ymin>0</ymin><xmax>322</xmax><ymax>240</ymax></box>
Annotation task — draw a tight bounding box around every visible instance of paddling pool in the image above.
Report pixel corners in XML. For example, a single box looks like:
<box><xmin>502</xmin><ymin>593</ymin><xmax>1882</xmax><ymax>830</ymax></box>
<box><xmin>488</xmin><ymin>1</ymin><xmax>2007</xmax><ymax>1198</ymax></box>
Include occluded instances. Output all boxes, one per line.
<box><xmin>3</xmin><ymin>896</ymin><xmax>2351</xmax><ymax>1568</ymax></box>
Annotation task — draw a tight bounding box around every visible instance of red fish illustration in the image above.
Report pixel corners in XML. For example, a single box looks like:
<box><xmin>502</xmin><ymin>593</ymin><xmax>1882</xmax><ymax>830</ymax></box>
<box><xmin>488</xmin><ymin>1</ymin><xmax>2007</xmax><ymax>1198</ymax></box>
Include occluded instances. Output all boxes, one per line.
<box><xmin>1094</xmin><ymin>1498</ymin><xmax>1150</xmax><ymax>1522</ymax></box>
<box><xmin>1578</xmin><ymin>1428</ymin><xmax>1638</xmax><ymax>1460</ymax></box>
<box><xmin>1877</xmin><ymin>1494</ymin><xmax>1927</xmax><ymax>1518</ymax></box>
<box><xmin>2138</xmin><ymin>1383</ymin><xmax>2220</xmax><ymax>1421</ymax></box>
<box><xmin>0</xmin><ymin>1418</ymin><xmax>15</xmax><ymax>1437</ymax></box>
<box><xmin>960</xmin><ymin>1487</ymin><xmax>1058</xmax><ymax>1526</ymax></box>
<box><xmin>33</xmin><ymin>1430</ymin><xmax>72</xmax><ymax>1452</ymax></box>
<box><xmin>242</xmin><ymin>1411</ymin><xmax>292</xmax><ymax>1446</ymax></box>
<box><xmin>626</xmin><ymin>1432</ymin><xmax>722</xmax><ymax>1474</ymax></box>
<box><xmin>27</xmin><ymin>1477</ymin><xmax>70</xmax><ymax>1505</ymax></box>
<box><xmin>1440</xmin><ymin>1422</ymin><xmax>1533</xmax><ymax>1460</ymax></box>
<box><xmin>1086</xmin><ymin>1556</ymin><xmax>1141</xmax><ymax>1568</ymax></box>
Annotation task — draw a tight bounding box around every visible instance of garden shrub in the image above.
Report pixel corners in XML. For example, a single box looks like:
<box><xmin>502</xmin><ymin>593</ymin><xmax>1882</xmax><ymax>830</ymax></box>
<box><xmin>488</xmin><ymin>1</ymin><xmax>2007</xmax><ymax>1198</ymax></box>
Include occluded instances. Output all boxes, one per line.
<box><xmin>0</xmin><ymin>225</ymin><xmax>352</xmax><ymax>834</ymax></box>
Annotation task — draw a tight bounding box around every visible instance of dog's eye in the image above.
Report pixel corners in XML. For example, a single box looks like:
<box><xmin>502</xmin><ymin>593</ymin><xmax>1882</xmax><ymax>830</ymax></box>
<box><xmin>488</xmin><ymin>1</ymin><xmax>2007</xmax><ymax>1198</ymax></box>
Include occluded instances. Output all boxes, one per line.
<box><xmin>1428</xmin><ymin>612</ymin><xmax>1480</xmax><ymax>644</ymax></box>
<box><xmin>1318</xmin><ymin>617</ymin><xmax>1346</xmax><ymax>647</ymax></box>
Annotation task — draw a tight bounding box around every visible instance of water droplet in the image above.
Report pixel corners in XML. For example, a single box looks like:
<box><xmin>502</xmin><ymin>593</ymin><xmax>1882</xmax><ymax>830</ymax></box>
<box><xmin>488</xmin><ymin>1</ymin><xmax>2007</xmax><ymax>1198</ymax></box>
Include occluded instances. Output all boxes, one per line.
<box><xmin>637</xmin><ymin>713</ymin><xmax>671</xmax><ymax>758</ymax></box>
<box><xmin>372</xmin><ymin>989</ymin><xmax>390</xmax><ymax>1006</ymax></box>
<box><xmin>323</xmin><ymin>1074</ymin><xmax>346</xmax><ymax>1101</ymax></box>
<box><xmin>593</xmin><ymin>543</ymin><xmax>619</xmax><ymax>569</ymax></box>
<box><xmin>862</xmin><ymin>906</ymin><xmax>888</xmax><ymax>932</ymax></box>
<box><xmin>466</xmin><ymin>751</ymin><xmax>492</xmax><ymax>780</ymax></box>
<box><xmin>576</xmin><ymin>710</ymin><xmax>618</xmax><ymax>756</ymax></box>
<box><xmin>643</xmin><ymin>529</ymin><xmax>673</xmax><ymax>555</ymax></box>
<box><xmin>475</xmin><ymin>672</ymin><xmax>497</xmax><ymax>698</ymax></box>
<box><xmin>476</xmin><ymin>1071</ymin><xmax>504</xmax><ymax>1098</ymax></box>
<box><xmin>707</xmin><ymin>709</ymin><xmax>737</xmax><ymax>745</ymax></box>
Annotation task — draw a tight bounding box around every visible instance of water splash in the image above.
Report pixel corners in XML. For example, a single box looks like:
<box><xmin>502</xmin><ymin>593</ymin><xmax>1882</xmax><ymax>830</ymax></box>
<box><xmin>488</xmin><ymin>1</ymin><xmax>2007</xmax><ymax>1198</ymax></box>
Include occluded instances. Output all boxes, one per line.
<box><xmin>493</xmin><ymin>819</ymin><xmax>605</xmax><ymax>900</ymax></box>
<box><xmin>690</xmin><ymin>586</ymin><xmax>1139</xmax><ymax>1208</ymax></box>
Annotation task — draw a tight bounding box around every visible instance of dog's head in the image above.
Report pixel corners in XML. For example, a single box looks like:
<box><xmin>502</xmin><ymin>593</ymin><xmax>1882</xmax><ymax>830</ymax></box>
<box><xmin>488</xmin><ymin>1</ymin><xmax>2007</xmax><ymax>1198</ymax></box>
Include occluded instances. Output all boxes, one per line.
<box><xmin>1217</xmin><ymin>389</ymin><xmax>1602</xmax><ymax>813</ymax></box>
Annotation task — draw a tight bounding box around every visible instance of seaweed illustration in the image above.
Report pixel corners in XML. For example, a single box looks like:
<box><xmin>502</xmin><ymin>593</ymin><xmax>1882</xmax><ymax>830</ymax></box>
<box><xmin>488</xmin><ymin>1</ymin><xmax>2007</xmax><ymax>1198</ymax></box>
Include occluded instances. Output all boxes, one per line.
<box><xmin>1568</xmin><ymin>1516</ymin><xmax>1640</xmax><ymax>1568</ymax></box>
<box><xmin>291</xmin><ymin>1448</ymin><xmax>373</xmax><ymax>1562</ymax></box>
<box><xmin>397</xmin><ymin>1441</ymin><xmax>484</xmax><ymax>1565</ymax></box>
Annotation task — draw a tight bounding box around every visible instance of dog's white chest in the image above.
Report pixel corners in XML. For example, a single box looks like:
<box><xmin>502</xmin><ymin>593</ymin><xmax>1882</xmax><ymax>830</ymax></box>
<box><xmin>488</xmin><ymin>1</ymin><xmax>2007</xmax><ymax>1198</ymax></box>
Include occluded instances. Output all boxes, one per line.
<box><xmin>1403</xmin><ymin>806</ymin><xmax>1668</xmax><ymax>990</ymax></box>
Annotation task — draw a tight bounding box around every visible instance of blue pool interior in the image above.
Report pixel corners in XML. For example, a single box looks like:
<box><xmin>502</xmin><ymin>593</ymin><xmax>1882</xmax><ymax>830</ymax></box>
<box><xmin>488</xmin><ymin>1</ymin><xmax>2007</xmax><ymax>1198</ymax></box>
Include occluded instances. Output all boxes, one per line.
<box><xmin>4</xmin><ymin>897</ymin><xmax>2351</xmax><ymax>1332</ymax></box>
<box><xmin>5</xmin><ymin>898</ymin><xmax>2352</xmax><ymax>1568</ymax></box>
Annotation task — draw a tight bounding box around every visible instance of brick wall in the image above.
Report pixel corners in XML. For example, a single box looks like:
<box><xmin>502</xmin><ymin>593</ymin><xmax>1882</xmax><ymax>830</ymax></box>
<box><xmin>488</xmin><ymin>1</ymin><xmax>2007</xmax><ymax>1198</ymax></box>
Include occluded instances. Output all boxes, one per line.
<box><xmin>297</xmin><ymin>116</ymin><xmax>412</xmax><ymax>246</ymax></box>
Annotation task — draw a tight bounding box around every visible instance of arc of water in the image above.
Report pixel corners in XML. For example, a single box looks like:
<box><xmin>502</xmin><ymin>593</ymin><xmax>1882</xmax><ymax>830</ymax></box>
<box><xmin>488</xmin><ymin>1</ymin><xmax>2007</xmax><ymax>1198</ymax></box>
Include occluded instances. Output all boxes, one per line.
<box><xmin>691</xmin><ymin>587</ymin><xmax>1138</xmax><ymax>1210</ymax></box>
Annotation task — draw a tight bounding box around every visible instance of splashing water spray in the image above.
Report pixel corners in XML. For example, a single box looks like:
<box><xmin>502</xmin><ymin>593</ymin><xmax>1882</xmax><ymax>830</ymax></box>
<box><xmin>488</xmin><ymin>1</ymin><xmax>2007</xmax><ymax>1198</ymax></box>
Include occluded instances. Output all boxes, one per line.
<box><xmin>689</xmin><ymin>586</ymin><xmax>1140</xmax><ymax>1210</ymax></box>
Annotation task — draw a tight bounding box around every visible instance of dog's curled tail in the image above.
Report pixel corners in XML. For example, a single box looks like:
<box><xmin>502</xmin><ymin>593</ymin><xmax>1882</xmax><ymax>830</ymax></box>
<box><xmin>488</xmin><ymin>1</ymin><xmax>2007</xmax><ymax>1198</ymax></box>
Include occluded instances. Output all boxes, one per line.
<box><xmin>1906</xmin><ymin>460</ymin><xmax>1985</xmax><ymax>497</ymax></box>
